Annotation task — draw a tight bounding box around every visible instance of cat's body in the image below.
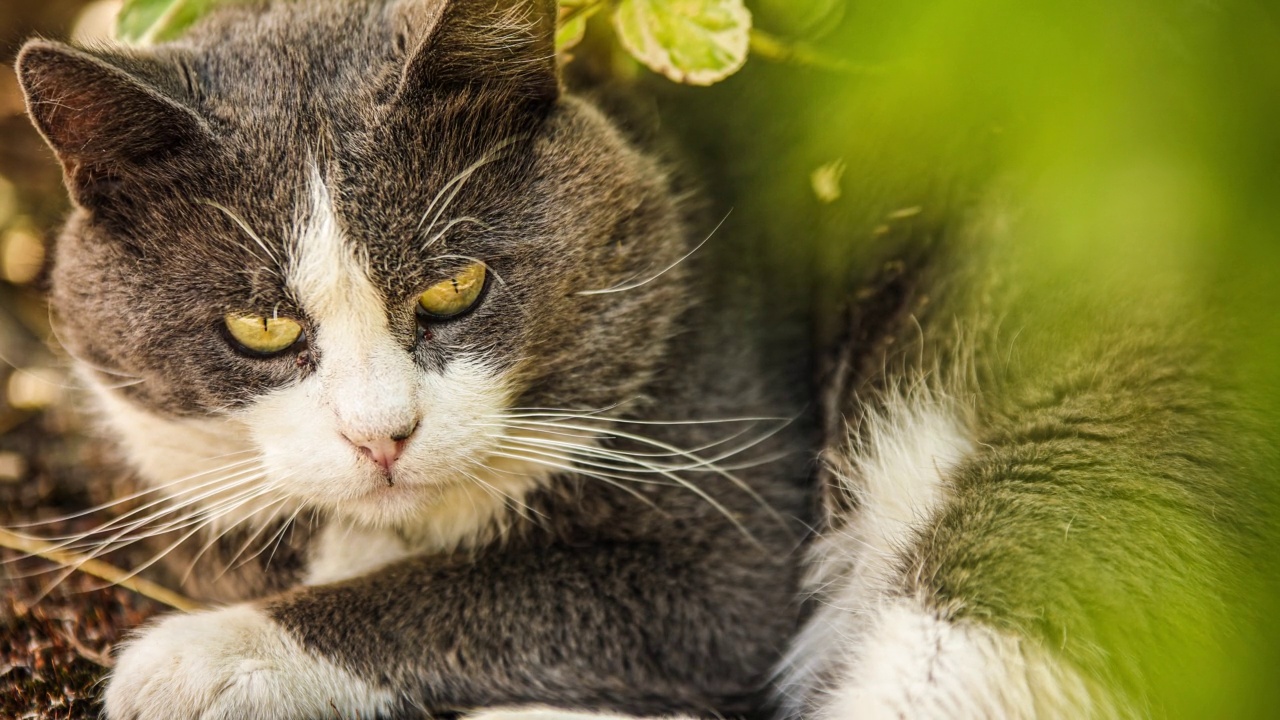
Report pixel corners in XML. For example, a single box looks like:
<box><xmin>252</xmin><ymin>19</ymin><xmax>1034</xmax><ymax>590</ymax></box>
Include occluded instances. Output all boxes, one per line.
<box><xmin>773</xmin><ymin>203</ymin><xmax>1268</xmax><ymax>717</ymax></box>
<box><xmin>15</xmin><ymin>0</ymin><xmax>814</xmax><ymax>717</ymax></box>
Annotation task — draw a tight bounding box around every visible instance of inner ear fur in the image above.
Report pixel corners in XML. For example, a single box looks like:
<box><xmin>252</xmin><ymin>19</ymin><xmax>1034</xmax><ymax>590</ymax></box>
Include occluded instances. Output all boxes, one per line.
<box><xmin>15</xmin><ymin>39</ymin><xmax>212</xmax><ymax>208</ymax></box>
<box><xmin>394</xmin><ymin>0</ymin><xmax>559</xmax><ymax>106</ymax></box>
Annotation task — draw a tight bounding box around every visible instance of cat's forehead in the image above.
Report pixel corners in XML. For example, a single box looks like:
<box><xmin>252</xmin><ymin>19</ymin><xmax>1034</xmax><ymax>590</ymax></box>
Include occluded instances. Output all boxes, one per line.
<box><xmin>185</xmin><ymin>0</ymin><xmax>405</xmax><ymax>111</ymax></box>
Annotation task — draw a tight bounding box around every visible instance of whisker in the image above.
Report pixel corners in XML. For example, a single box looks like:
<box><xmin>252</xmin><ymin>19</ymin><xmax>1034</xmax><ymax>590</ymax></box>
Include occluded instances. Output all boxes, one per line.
<box><xmin>575</xmin><ymin>210</ymin><xmax>729</xmax><ymax>296</ymax></box>
<box><xmin>8</xmin><ymin>452</ymin><xmax>260</xmax><ymax>529</ymax></box>
<box><xmin>26</xmin><ymin>484</ymin><xmax>275</xmax><ymax>596</ymax></box>
<box><xmin>423</xmin><ymin>218</ymin><xmax>493</xmax><ymax>249</ymax></box>
<box><xmin>461</xmin><ymin>469</ymin><xmax>547</xmax><ymax>521</ymax></box>
<box><xmin>488</xmin><ymin>422</ymin><xmax>757</xmax><ymax>461</ymax></box>
<box><xmin>11</xmin><ymin>463</ymin><xmax>266</xmax><ymax>544</ymax></box>
<box><xmin>261</xmin><ymin>504</ymin><xmax>306</xmax><ymax>571</ymax></box>
<box><xmin>500</xmin><ymin>437</ymin><xmax>694</xmax><ymax>479</ymax></box>
<box><xmin>486</xmin><ymin>448</ymin><xmax>663</xmax><ymax>512</ymax></box>
<box><xmin>177</xmin><ymin>493</ymin><xmax>286</xmax><ymax>587</ymax></box>
<box><xmin>499</xmin><ymin>417</ymin><xmax>790</xmax><ymax>529</ymax></box>
<box><xmin>14</xmin><ymin>477</ymin><xmax>273</xmax><ymax>569</ymax></box>
<box><xmin>418</xmin><ymin>135</ymin><xmax>525</xmax><ymax>243</ymax></box>
<box><xmin>496</xmin><ymin>409</ymin><xmax>788</xmax><ymax>426</ymax></box>
<box><xmin>3</xmin><ymin>469</ymin><xmax>270</xmax><ymax>572</ymax></box>
<box><xmin>502</xmin><ymin>417</ymin><xmax>784</xmax><ymax>483</ymax></box>
<box><xmin>199</xmin><ymin>199</ymin><xmax>283</xmax><ymax>266</ymax></box>
<box><xmin>211</xmin><ymin>497</ymin><xmax>293</xmax><ymax>583</ymax></box>
<box><xmin>65</xmin><ymin>490</ymin><xmax>280</xmax><ymax>597</ymax></box>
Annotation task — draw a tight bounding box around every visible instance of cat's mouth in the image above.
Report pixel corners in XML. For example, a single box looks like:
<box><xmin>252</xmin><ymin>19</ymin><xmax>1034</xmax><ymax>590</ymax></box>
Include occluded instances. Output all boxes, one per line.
<box><xmin>326</xmin><ymin>464</ymin><xmax>539</xmax><ymax>542</ymax></box>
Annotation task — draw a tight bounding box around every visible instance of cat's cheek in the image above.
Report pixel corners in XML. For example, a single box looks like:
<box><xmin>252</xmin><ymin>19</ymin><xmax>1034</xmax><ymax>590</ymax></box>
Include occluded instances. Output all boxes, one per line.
<box><xmin>103</xmin><ymin>604</ymin><xmax>396</xmax><ymax>720</ymax></box>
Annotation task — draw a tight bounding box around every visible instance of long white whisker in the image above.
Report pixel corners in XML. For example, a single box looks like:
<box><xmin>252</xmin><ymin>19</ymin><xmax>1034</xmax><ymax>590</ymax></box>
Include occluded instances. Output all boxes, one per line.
<box><xmin>24</xmin><ymin>477</ymin><xmax>273</xmax><ymax>563</ymax></box>
<box><xmin>418</xmin><ymin>136</ymin><xmax>524</xmax><ymax>243</ymax></box>
<box><xmin>575</xmin><ymin>210</ymin><xmax>729</xmax><ymax>296</ymax></box>
<box><xmin>8</xmin><ymin>452</ymin><xmax>260</xmax><ymax>529</ymax></box>
<box><xmin>199</xmin><ymin>199</ymin><xmax>282</xmax><ymax>266</ymax></box>
<box><xmin>13</xmin><ymin>463</ymin><xmax>266</xmax><ymax>544</ymax></box>
<box><xmin>488</xmin><ymin>440</ymin><xmax>747</xmax><ymax>540</ymax></box>
<box><xmin>3</xmin><ymin>471</ymin><xmax>271</xmax><ymax>579</ymax></box>
<box><xmin>499</xmin><ymin>417</ymin><xmax>788</xmax><ymax>527</ymax></box>
<box><xmin>212</xmin><ymin>498</ymin><xmax>293</xmax><ymax>582</ymax></box>
<box><xmin>488</xmin><ymin>422</ymin><xmax>757</xmax><ymax>461</ymax></box>
<box><xmin>25</xmin><ymin>484</ymin><xmax>275</xmax><ymax>593</ymax></box>
<box><xmin>497</xmin><ymin>441</ymin><xmax>676</xmax><ymax>486</ymax></box>
<box><xmin>69</xmin><ymin>489</ymin><xmax>282</xmax><ymax>596</ymax></box>
<box><xmin>461</xmin><ymin>469</ymin><xmax>547</xmax><ymax>521</ymax></box>
<box><xmin>496</xmin><ymin>409</ymin><xmax>787</xmax><ymax>426</ymax></box>
<box><xmin>261</xmin><ymin>504</ymin><xmax>306</xmax><ymax>571</ymax></box>
<box><xmin>486</xmin><ymin>449</ymin><xmax>663</xmax><ymax>512</ymax></box>
<box><xmin>424</xmin><ymin>217</ymin><xmax>493</xmax><ymax>248</ymax></box>
<box><xmin>177</xmin><ymin>486</ymin><xmax>290</xmax><ymax>587</ymax></box>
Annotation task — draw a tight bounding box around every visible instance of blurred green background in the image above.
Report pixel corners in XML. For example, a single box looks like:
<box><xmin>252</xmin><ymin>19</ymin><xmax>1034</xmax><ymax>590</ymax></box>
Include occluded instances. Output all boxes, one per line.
<box><xmin>1</xmin><ymin>0</ymin><xmax>1277</xmax><ymax>716</ymax></box>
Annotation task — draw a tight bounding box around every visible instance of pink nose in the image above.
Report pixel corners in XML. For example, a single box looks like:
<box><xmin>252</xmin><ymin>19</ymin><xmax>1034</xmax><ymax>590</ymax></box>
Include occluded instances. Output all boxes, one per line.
<box><xmin>345</xmin><ymin>424</ymin><xmax>416</xmax><ymax>473</ymax></box>
<box><xmin>354</xmin><ymin>437</ymin><xmax>405</xmax><ymax>471</ymax></box>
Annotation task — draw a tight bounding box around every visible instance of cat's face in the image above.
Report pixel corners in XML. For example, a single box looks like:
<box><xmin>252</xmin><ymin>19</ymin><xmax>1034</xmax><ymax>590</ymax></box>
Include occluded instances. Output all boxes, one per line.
<box><xmin>18</xmin><ymin>0</ymin><xmax>687</xmax><ymax>532</ymax></box>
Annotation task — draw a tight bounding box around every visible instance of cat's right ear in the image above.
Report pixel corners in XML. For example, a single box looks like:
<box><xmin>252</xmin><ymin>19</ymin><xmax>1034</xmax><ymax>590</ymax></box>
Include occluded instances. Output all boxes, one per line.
<box><xmin>15</xmin><ymin>40</ymin><xmax>212</xmax><ymax>209</ymax></box>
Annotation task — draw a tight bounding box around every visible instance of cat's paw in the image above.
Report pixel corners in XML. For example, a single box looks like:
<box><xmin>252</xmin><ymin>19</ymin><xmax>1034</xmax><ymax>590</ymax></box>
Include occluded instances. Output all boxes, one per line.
<box><xmin>103</xmin><ymin>604</ymin><xmax>395</xmax><ymax>720</ymax></box>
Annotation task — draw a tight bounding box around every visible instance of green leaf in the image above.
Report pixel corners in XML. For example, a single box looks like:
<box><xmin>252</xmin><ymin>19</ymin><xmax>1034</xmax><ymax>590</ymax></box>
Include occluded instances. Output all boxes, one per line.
<box><xmin>612</xmin><ymin>0</ymin><xmax>752</xmax><ymax>86</ymax></box>
<box><xmin>558</xmin><ymin>2</ymin><xmax>605</xmax><ymax>53</ymax></box>
<box><xmin>115</xmin><ymin>0</ymin><xmax>228</xmax><ymax>45</ymax></box>
<box><xmin>557</xmin><ymin>12</ymin><xmax>589</xmax><ymax>52</ymax></box>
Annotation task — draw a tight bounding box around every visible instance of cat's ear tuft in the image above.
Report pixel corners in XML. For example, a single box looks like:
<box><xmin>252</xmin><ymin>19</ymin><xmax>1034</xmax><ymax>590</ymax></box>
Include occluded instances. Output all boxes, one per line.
<box><xmin>15</xmin><ymin>39</ymin><xmax>212</xmax><ymax>208</ymax></box>
<box><xmin>396</xmin><ymin>0</ymin><xmax>559</xmax><ymax>106</ymax></box>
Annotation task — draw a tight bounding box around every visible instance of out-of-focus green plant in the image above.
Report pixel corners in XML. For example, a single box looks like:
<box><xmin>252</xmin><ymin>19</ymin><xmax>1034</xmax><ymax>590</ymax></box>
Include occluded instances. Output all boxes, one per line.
<box><xmin>115</xmin><ymin>0</ymin><xmax>241</xmax><ymax>44</ymax></box>
<box><xmin>116</xmin><ymin>0</ymin><xmax>854</xmax><ymax>85</ymax></box>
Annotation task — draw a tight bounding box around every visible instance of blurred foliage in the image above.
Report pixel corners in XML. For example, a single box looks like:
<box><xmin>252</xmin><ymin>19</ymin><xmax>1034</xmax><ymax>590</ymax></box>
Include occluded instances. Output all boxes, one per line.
<box><xmin>2</xmin><ymin>0</ymin><xmax>1279</xmax><ymax>717</ymax></box>
<box><xmin>644</xmin><ymin>0</ymin><xmax>1280</xmax><ymax>716</ymax></box>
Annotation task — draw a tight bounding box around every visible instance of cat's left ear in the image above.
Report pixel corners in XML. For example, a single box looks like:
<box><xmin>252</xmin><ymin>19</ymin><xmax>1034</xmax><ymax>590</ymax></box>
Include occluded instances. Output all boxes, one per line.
<box><xmin>15</xmin><ymin>40</ymin><xmax>213</xmax><ymax>208</ymax></box>
<box><xmin>395</xmin><ymin>0</ymin><xmax>559</xmax><ymax>106</ymax></box>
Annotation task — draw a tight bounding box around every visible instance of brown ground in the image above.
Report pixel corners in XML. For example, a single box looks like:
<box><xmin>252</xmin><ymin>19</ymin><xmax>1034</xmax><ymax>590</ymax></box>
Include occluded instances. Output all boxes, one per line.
<box><xmin>2</xmin><ymin>398</ymin><xmax>189</xmax><ymax>707</ymax></box>
<box><xmin>1</xmin><ymin>408</ymin><xmax>166</xmax><ymax>720</ymax></box>
<box><xmin>1</xmin><ymin>4</ymin><xmax>150</xmax><ymax>716</ymax></box>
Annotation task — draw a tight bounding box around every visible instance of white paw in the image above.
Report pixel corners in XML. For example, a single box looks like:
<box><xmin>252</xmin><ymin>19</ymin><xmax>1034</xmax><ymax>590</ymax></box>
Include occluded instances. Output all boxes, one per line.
<box><xmin>103</xmin><ymin>604</ymin><xmax>395</xmax><ymax>720</ymax></box>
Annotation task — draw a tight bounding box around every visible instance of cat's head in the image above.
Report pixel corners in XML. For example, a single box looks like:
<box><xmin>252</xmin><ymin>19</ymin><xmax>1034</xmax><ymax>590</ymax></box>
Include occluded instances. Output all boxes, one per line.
<box><xmin>16</xmin><ymin>0</ymin><xmax>689</xmax><ymax>535</ymax></box>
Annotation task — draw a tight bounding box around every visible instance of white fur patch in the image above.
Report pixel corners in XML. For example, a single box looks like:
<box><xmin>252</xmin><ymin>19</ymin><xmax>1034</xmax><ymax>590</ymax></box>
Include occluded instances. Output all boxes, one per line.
<box><xmin>778</xmin><ymin>388</ymin><xmax>971</xmax><ymax>717</ymax></box>
<box><xmin>104</xmin><ymin>604</ymin><xmax>396</xmax><ymax>720</ymax></box>
<box><xmin>777</xmin><ymin>389</ymin><xmax>1114</xmax><ymax>718</ymax></box>
<box><xmin>814</xmin><ymin>600</ymin><xmax>1104</xmax><ymax>720</ymax></box>
<box><xmin>85</xmin><ymin>377</ymin><xmax>291</xmax><ymax>534</ymax></box>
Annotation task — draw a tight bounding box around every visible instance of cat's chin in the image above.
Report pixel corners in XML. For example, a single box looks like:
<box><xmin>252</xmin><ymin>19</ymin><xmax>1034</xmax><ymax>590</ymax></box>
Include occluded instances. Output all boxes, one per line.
<box><xmin>326</xmin><ymin>472</ymin><xmax>541</xmax><ymax>551</ymax></box>
<box><xmin>326</xmin><ymin>480</ymin><xmax>441</xmax><ymax>528</ymax></box>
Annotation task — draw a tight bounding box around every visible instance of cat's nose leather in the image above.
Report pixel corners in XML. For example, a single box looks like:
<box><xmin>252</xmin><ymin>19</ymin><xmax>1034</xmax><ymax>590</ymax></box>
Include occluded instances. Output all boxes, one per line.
<box><xmin>353</xmin><ymin>437</ymin><xmax>405</xmax><ymax>472</ymax></box>
<box><xmin>346</xmin><ymin>424</ymin><xmax>416</xmax><ymax>472</ymax></box>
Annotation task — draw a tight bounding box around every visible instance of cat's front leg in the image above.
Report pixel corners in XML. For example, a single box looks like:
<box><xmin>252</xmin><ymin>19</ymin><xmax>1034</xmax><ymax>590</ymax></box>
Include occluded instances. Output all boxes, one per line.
<box><xmin>103</xmin><ymin>604</ymin><xmax>397</xmax><ymax>720</ymax></box>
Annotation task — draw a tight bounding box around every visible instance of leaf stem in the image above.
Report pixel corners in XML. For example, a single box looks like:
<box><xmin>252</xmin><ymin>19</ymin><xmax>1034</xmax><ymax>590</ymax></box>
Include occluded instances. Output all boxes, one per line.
<box><xmin>560</xmin><ymin>0</ymin><xmax>607</xmax><ymax>27</ymax></box>
<box><xmin>0</xmin><ymin>527</ymin><xmax>204</xmax><ymax>612</ymax></box>
<box><xmin>748</xmin><ymin>29</ymin><xmax>882</xmax><ymax>76</ymax></box>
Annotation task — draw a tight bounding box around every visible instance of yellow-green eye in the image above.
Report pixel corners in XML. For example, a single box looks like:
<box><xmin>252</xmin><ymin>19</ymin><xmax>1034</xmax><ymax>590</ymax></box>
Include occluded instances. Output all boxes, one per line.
<box><xmin>224</xmin><ymin>313</ymin><xmax>304</xmax><ymax>355</ymax></box>
<box><xmin>418</xmin><ymin>262</ymin><xmax>487</xmax><ymax>320</ymax></box>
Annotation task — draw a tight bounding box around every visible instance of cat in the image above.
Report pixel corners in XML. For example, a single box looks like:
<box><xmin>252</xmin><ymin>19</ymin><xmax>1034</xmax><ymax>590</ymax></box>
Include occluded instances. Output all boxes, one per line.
<box><xmin>16</xmin><ymin>0</ymin><xmax>1270</xmax><ymax>718</ymax></box>
<box><xmin>14</xmin><ymin>0</ymin><xmax>816</xmax><ymax>717</ymax></box>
